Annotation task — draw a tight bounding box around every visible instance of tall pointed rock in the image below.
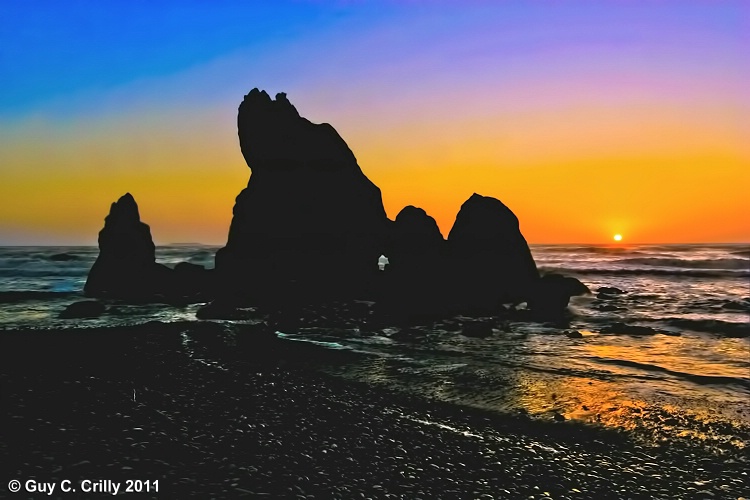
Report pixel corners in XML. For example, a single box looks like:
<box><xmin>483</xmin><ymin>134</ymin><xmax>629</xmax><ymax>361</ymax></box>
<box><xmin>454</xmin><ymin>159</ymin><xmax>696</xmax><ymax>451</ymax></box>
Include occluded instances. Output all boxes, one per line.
<box><xmin>215</xmin><ymin>89</ymin><xmax>390</xmax><ymax>302</ymax></box>
<box><xmin>84</xmin><ymin>193</ymin><xmax>163</xmax><ymax>298</ymax></box>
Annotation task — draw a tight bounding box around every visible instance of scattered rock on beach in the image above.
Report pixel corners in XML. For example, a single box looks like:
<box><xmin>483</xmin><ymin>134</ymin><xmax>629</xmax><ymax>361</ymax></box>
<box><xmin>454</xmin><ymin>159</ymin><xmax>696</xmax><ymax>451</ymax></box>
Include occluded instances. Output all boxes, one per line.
<box><xmin>461</xmin><ymin>321</ymin><xmax>494</xmax><ymax>338</ymax></box>
<box><xmin>390</xmin><ymin>326</ymin><xmax>429</xmax><ymax>342</ymax></box>
<box><xmin>60</xmin><ymin>301</ymin><xmax>106</xmax><ymax>319</ymax></box>
<box><xmin>594</xmin><ymin>303</ymin><xmax>622</xmax><ymax>312</ymax></box>
<box><xmin>599</xmin><ymin>322</ymin><xmax>677</xmax><ymax>336</ymax></box>
<box><xmin>721</xmin><ymin>300</ymin><xmax>749</xmax><ymax>311</ymax></box>
<box><xmin>597</xmin><ymin>286</ymin><xmax>626</xmax><ymax>298</ymax></box>
<box><xmin>267</xmin><ymin>309</ymin><xmax>304</xmax><ymax>333</ymax></box>
<box><xmin>196</xmin><ymin>301</ymin><xmax>259</xmax><ymax>320</ymax></box>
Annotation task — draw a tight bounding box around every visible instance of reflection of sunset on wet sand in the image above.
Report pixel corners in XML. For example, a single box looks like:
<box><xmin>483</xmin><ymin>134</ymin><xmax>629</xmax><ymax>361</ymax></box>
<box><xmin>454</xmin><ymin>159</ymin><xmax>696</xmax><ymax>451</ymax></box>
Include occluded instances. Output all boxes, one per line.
<box><xmin>325</xmin><ymin>313</ymin><xmax>749</xmax><ymax>451</ymax></box>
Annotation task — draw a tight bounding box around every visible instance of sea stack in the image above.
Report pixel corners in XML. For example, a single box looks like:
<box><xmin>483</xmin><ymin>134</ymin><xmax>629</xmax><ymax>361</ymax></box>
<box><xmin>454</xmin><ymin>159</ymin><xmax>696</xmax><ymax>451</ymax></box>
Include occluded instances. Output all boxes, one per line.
<box><xmin>84</xmin><ymin>193</ymin><xmax>167</xmax><ymax>299</ymax></box>
<box><xmin>382</xmin><ymin>206</ymin><xmax>448</xmax><ymax>321</ymax></box>
<box><xmin>215</xmin><ymin>89</ymin><xmax>391</xmax><ymax>302</ymax></box>
<box><xmin>446</xmin><ymin>193</ymin><xmax>539</xmax><ymax>313</ymax></box>
<box><xmin>388</xmin><ymin>206</ymin><xmax>445</xmax><ymax>271</ymax></box>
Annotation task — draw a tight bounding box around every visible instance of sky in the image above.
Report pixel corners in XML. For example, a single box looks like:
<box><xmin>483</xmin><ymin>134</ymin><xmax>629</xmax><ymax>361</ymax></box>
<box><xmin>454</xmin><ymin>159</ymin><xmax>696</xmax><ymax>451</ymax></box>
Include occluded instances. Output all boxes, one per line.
<box><xmin>1</xmin><ymin>1</ymin><xmax>748</xmax><ymax>245</ymax></box>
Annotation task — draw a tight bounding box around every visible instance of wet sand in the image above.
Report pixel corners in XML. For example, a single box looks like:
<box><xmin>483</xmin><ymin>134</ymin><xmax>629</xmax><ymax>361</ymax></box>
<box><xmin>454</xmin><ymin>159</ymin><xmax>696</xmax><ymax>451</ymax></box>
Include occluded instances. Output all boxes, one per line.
<box><xmin>1</xmin><ymin>323</ymin><xmax>748</xmax><ymax>499</ymax></box>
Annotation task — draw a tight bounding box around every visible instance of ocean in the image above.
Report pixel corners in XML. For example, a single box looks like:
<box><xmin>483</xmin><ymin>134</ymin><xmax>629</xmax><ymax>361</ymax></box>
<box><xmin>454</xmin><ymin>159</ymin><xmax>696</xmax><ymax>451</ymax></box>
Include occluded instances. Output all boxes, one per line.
<box><xmin>1</xmin><ymin>243</ymin><xmax>748</xmax><ymax>450</ymax></box>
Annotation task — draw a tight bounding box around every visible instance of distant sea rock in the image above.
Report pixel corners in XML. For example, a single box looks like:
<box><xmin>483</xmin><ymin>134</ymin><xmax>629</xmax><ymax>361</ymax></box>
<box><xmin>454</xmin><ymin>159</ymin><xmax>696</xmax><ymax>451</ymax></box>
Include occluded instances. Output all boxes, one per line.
<box><xmin>215</xmin><ymin>89</ymin><xmax>391</xmax><ymax>302</ymax></box>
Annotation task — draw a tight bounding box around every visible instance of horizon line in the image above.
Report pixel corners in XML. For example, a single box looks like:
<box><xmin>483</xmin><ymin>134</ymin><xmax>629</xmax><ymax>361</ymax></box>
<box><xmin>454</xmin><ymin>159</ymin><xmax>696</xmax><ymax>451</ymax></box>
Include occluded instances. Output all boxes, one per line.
<box><xmin>0</xmin><ymin>241</ymin><xmax>747</xmax><ymax>248</ymax></box>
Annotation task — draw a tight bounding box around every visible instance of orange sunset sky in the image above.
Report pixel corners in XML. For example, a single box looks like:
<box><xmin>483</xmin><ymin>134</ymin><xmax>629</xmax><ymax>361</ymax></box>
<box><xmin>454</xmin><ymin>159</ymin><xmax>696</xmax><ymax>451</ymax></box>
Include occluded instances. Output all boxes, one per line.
<box><xmin>1</xmin><ymin>2</ymin><xmax>748</xmax><ymax>245</ymax></box>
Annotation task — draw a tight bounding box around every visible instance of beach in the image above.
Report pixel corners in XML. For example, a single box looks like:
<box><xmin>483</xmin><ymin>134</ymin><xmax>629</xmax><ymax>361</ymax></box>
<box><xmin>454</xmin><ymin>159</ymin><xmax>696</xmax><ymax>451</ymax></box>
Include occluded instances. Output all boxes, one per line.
<box><xmin>1</xmin><ymin>244</ymin><xmax>749</xmax><ymax>498</ymax></box>
<box><xmin>2</xmin><ymin>321</ymin><xmax>748</xmax><ymax>499</ymax></box>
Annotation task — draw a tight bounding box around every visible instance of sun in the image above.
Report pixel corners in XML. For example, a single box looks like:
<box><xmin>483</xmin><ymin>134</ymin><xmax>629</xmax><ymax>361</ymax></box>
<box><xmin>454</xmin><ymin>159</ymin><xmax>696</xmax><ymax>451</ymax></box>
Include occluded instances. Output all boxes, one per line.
<box><xmin>613</xmin><ymin>234</ymin><xmax>623</xmax><ymax>242</ymax></box>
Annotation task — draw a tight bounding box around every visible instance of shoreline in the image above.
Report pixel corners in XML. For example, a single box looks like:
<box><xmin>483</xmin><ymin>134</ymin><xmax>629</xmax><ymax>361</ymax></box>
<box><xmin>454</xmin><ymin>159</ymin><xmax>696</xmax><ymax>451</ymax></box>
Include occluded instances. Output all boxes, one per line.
<box><xmin>2</xmin><ymin>322</ymin><xmax>748</xmax><ymax>498</ymax></box>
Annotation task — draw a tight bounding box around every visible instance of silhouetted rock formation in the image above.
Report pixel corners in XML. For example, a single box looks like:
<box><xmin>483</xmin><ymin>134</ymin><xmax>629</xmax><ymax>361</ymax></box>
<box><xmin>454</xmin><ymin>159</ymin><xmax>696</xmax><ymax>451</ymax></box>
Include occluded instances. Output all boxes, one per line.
<box><xmin>378</xmin><ymin>197</ymin><xmax>586</xmax><ymax>320</ymax></box>
<box><xmin>600</xmin><ymin>322</ymin><xmax>679</xmax><ymax>337</ymax></box>
<box><xmin>82</xmin><ymin>91</ymin><xmax>592</xmax><ymax>320</ymax></box>
<box><xmin>381</xmin><ymin>206</ymin><xmax>447</xmax><ymax>322</ymax></box>
<box><xmin>446</xmin><ymin>193</ymin><xmax>539</xmax><ymax>313</ymax></box>
<box><xmin>597</xmin><ymin>286</ymin><xmax>626</xmax><ymax>298</ymax></box>
<box><xmin>528</xmin><ymin>273</ymin><xmax>590</xmax><ymax>318</ymax></box>
<box><xmin>215</xmin><ymin>89</ymin><xmax>390</xmax><ymax>302</ymax></box>
<box><xmin>388</xmin><ymin>206</ymin><xmax>444</xmax><ymax>269</ymax></box>
<box><xmin>85</xmin><ymin>194</ymin><xmax>214</xmax><ymax>301</ymax></box>
<box><xmin>172</xmin><ymin>262</ymin><xmax>215</xmax><ymax>302</ymax></box>
<box><xmin>60</xmin><ymin>300</ymin><xmax>105</xmax><ymax>319</ymax></box>
<box><xmin>84</xmin><ymin>194</ymin><xmax>165</xmax><ymax>299</ymax></box>
<box><xmin>461</xmin><ymin>320</ymin><xmax>494</xmax><ymax>338</ymax></box>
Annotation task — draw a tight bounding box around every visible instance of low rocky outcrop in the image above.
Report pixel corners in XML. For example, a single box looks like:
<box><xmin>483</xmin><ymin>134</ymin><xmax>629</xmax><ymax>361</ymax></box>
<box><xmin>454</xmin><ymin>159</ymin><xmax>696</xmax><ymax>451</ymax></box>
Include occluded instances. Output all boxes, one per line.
<box><xmin>60</xmin><ymin>300</ymin><xmax>106</xmax><ymax>319</ymax></box>
<box><xmin>528</xmin><ymin>273</ymin><xmax>590</xmax><ymax>318</ymax></box>
<box><xmin>215</xmin><ymin>89</ymin><xmax>391</xmax><ymax>303</ymax></box>
<box><xmin>172</xmin><ymin>262</ymin><xmax>215</xmax><ymax>301</ymax></box>
<box><xmin>461</xmin><ymin>321</ymin><xmax>494</xmax><ymax>338</ymax></box>
<box><xmin>597</xmin><ymin>286</ymin><xmax>626</xmax><ymax>297</ymax></box>
<box><xmin>196</xmin><ymin>301</ymin><xmax>260</xmax><ymax>321</ymax></box>
<box><xmin>600</xmin><ymin>322</ymin><xmax>679</xmax><ymax>337</ymax></box>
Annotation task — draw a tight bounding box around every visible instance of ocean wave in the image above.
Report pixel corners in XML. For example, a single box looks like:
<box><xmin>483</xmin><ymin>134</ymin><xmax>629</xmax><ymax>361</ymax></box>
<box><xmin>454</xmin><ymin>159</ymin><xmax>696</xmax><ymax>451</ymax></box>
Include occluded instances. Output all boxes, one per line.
<box><xmin>538</xmin><ymin>266</ymin><xmax>750</xmax><ymax>278</ymax></box>
<box><xmin>531</xmin><ymin>245</ymin><xmax>641</xmax><ymax>254</ymax></box>
<box><xmin>0</xmin><ymin>291</ymin><xmax>78</xmax><ymax>303</ymax></box>
<box><xmin>731</xmin><ymin>249</ymin><xmax>750</xmax><ymax>257</ymax></box>
<box><xmin>664</xmin><ymin>318</ymin><xmax>750</xmax><ymax>338</ymax></box>
<box><xmin>0</xmin><ymin>268</ymin><xmax>89</xmax><ymax>278</ymax></box>
<box><xmin>614</xmin><ymin>257</ymin><xmax>750</xmax><ymax>270</ymax></box>
<box><xmin>587</xmin><ymin>356</ymin><xmax>750</xmax><ymax>390</ymax></box>
<box><xmin>644</xmin><ymin>244</ymin><xmax>747</xmax><ymax>252</ymax></box>
<box><xmin>48</xmin><ymin>252</ymin><xmax>82</xmax><ymax>261</ymax></box>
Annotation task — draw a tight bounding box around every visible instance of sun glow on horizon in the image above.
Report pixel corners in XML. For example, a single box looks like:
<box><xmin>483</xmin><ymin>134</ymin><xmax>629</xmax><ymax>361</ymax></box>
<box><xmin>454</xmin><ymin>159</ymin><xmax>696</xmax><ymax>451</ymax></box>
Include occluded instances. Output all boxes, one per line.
<box><xmin>613</xmin><ymin>234</ymin><xmax>623</xmax><ymax>242</ymax></box>
<box><xmin>0</xmin><ymin>2</ymin><xmax>748</xmax><ymax>245</ymax></box>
